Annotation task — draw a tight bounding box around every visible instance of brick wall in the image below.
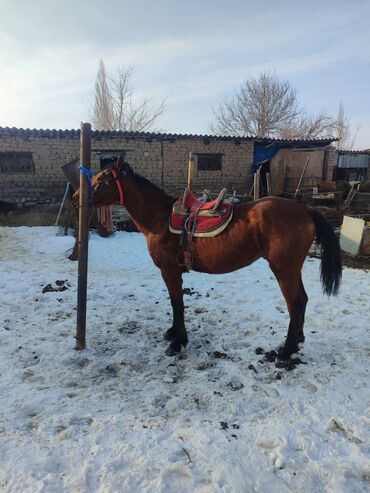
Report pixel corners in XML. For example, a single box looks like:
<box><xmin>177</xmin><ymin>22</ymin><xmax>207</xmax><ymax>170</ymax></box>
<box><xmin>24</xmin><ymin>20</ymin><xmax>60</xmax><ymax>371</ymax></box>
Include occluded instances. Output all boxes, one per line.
<box><xmin>323</xmin><ymin>145</ymin><xmax>337</xmax><ymax>181</ymax></box>
<box><xmin>0</xmin><ymin>132</ymin><xmax>79</xmax><ymax>206</ymax></box>
<box><xmin>0</xmin><ymin>129</ymin><xmax>253</xmax><ymax>206</ymax></box>
<box><xmin>0</xmin><ymin>128</ymin><xmax>338</xmax><ymax>207</ymax></box>
<box><xmin>162</xmin><ymin>139</ymin><xmax>253</xmax><ymax>195</ymax></box>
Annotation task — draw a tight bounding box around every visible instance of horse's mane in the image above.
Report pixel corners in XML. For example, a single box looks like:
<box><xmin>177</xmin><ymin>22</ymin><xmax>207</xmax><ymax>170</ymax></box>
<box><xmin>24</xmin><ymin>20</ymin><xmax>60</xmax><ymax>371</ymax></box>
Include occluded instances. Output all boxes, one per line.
<box><xmin>131</xmin><ymin>170</ymin><xmax>176</xmax><ymax>205</ymax></box>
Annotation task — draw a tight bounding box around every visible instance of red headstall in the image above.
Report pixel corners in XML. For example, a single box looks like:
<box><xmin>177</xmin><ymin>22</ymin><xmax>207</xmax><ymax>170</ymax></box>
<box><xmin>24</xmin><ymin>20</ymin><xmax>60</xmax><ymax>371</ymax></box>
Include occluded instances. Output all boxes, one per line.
<box><xmin>111</xmin><ymin>168</ymin><xmax>124</xmax><ymax>205</ymax></box>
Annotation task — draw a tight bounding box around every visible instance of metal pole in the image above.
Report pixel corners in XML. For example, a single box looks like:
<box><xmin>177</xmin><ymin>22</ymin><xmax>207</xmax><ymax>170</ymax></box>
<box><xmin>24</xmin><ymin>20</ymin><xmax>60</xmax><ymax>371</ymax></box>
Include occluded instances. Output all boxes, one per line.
<box><xmin>75</xmin><ymin>122</ymin><xmax>91</xmax><ymax>350</ymax></box>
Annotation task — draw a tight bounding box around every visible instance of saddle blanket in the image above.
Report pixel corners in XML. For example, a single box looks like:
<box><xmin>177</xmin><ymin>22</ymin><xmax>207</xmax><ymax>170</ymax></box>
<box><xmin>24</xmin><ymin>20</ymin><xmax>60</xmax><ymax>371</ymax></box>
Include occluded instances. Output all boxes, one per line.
<box><xmin>169</xmin><ymin>199</ymin><xmax>234</xmax><ymax>238</ymax></box>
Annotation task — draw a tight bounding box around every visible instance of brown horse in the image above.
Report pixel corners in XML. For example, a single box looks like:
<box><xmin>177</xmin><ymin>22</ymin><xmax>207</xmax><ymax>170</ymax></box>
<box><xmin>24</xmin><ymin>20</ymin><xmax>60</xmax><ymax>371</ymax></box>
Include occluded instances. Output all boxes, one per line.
<box><xmin>74</xmin><ymin>159</ymin><xmax>342</xmax><ymax>360</ymax></box>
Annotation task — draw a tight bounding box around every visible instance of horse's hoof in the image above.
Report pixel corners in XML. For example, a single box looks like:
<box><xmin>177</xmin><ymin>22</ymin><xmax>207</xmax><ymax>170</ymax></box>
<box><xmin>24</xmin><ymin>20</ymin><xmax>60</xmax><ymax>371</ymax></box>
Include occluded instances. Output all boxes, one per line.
<box><xmin>277</xmin><ymin>345</ymin><xmax>297</xmax><ymax>360</ymax></box>
<box><xmin>165</xmin><ymin>341</ymin><xmax>181</xmax><ymax>357</ymax></box>
<box><xmin>164</xmin><ymin>328</ymin><xmax>176</xmax><ymax>341</ymax></box>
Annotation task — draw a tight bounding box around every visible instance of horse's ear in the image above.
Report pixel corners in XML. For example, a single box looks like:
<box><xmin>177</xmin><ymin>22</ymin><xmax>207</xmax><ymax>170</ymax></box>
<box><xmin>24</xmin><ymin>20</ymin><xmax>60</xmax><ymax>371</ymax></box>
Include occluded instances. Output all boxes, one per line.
<box><xmin>117</xmin><ymin>156</ymin><xmax>132</xmax><ymax>177</ymax></box>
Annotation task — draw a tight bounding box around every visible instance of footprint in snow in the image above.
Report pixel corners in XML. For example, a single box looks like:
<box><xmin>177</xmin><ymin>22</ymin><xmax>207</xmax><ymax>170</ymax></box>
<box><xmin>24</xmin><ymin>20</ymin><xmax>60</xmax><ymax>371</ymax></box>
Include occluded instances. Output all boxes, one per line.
<box><xmin>327</xmin><ymin>419</ymin><xmax>364</xmax><ymax>444</ymax></box>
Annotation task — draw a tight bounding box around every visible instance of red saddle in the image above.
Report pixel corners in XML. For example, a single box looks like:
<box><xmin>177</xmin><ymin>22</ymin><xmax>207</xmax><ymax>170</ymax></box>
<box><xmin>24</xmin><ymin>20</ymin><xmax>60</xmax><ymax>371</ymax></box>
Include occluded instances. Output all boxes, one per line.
<box><xmin>169</xmin><ymin>188</ymin><xmax>234</xmax><ymax>238</ymax></box>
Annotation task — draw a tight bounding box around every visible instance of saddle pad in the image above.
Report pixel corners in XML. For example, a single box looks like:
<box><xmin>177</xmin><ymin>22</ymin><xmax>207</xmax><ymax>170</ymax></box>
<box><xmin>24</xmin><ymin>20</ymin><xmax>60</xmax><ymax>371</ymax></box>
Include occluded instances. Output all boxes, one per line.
<box><xmin>169</xmin><ymin>199</ymin><xmax>234</xmax><ymax>237</ymax></box>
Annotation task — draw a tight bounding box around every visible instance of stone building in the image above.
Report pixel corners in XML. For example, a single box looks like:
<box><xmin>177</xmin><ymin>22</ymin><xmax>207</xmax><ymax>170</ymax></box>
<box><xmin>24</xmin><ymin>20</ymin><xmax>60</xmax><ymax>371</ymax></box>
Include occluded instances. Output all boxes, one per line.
<box><xmin>0</xmin><ymin>126</ymin><xmax>336</xmax><ymax>207</ymax></box>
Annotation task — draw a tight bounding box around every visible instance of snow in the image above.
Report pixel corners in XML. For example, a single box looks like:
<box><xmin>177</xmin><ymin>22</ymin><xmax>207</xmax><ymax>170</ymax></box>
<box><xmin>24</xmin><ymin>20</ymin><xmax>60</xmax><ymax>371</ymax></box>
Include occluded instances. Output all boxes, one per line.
<box><xmin>0</xmin><ymin>226</ymin><xmax>369</xmax><ymax>493</ymax></box>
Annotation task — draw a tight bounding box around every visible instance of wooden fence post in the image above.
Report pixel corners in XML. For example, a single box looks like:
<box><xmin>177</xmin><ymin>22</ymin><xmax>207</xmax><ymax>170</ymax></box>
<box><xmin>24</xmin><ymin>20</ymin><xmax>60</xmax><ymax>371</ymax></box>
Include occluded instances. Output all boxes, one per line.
<box><xmin>254</xmin><ymin>167</ymin><xmax>260</xmax><ymax>200</ymax></box>
<box><xmin>266</xmin><ymin>172</ymin><xmax>272</xmax><ymax>196</ymax></box>
<box><xmin>75</xmin><ymin>122</ymin><xmax>91</xmax><ymax>350</ymax></box>
<box><xmin>187</xmin><ymin>152</ymin><xmax>195</xmax><ymax>190</ymax></box>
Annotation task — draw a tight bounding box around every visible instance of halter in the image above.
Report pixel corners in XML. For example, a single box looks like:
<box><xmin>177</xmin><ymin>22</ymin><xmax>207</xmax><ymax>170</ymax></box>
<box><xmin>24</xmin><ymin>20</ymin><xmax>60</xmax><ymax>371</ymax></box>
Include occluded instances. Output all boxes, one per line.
<box><xmin>111</xmin><ymin>168</ymin><xmax>124</xmax><ymax>205</ymax></box>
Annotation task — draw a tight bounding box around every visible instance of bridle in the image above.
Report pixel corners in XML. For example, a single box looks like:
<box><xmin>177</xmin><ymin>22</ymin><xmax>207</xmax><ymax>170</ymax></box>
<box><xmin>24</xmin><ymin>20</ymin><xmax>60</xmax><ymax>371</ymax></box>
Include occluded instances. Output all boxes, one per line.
<box><xmin>110</xmin><ymin>167</ymin><xmax>125</xmax><ymax>205</ymax></box>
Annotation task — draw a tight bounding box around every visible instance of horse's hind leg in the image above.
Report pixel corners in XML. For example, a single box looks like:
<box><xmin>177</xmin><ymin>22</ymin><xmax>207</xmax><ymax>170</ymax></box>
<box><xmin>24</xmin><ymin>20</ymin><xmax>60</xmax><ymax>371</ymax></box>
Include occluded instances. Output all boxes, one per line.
<box><xmin>298</xmin><ymin>279</ymin><xmax>308</xmax><ymax>344</ymax></box>
<box><xmin>273</xmin><ymin>270</ymin><xmax>308</xmax><ymax>360</ymax></box>
<box><xmin>161</xmin><ymin>268</ymin><xmax>188</xmax><ymax>356</ymax></box>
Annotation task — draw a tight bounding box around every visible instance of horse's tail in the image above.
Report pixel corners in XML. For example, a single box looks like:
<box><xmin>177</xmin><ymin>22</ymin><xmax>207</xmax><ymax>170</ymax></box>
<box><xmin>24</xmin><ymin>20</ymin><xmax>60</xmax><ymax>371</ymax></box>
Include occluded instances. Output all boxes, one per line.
<box><xmin>308</xmin><ymin>208</ymin><xmax>342</xmax><ymax>296</ymax></box>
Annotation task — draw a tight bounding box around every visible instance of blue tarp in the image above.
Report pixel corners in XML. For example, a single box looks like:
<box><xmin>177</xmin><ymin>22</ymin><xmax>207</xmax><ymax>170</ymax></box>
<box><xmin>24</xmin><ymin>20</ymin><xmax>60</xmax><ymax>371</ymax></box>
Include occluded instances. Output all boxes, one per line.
<box><xmin>252</xmin><ymin>145</ymin><xmax>281</xmax><ymax>171</ymax></box>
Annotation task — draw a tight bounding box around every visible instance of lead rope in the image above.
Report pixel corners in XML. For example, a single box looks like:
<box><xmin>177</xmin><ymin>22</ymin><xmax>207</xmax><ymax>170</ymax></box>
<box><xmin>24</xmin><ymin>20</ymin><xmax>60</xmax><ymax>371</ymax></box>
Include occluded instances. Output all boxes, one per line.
<box><xmin>78</xmin><ymin>165</ymin><xmax>93</xmax><ymax>207</ymax></box>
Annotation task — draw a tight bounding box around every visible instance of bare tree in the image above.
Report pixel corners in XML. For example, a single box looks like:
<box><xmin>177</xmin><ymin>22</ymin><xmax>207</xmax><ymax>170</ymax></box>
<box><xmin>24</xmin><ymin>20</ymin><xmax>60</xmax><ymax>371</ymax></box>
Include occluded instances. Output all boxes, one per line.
<box><xmin>210</xmin><ymin>71</ymin><xmax>338</xmax><ymax>140</ymax></box>
<box><xmin>280</xmin><ymin>110</ymin><xmax>334</xmax><ymax>140</ymax></box>
<box><xmin>91</xmin><ymin>60</ymin><xmax>114</xmax><ymax>131</ymax></box>
<box><xmin>331</xmin><ymin>102</ymin><xmax>359</xmax><ymax>150</ymax></box>
<box><xmin>90</xmin><ymin>60</ymin><xmax>166</xmax><ymax>132</ymax></box>
<box><xmin>210</xmin><ymin>72</ymin><xmax>301</xmax><ymax>138</ymax></box>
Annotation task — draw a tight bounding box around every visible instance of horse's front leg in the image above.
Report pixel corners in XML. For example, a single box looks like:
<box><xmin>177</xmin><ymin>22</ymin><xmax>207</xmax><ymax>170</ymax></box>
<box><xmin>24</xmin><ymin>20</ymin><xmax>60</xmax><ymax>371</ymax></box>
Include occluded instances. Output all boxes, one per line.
<box><xmin>161</xmin><ymin>268</ymin><xmax>188</xmax><ymax>356</ymax></box>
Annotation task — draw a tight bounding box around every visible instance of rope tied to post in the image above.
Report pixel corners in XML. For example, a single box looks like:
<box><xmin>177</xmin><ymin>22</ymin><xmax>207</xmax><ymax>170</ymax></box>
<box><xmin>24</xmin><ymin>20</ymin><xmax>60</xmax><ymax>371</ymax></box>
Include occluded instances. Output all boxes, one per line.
<box><xmin>78</xmin><ymin>165</ymin><xmax>93</xmax><ymax>207</ymax></box>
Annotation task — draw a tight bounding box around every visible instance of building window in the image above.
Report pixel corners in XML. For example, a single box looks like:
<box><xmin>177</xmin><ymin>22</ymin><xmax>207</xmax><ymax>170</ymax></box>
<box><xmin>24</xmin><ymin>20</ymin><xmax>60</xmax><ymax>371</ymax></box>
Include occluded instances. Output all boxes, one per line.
<box><xmin>0</xmin><ymin>153</ymin><xmax>35</xmax><ymax>173</ymax></box>
<box><xmin>197</xmin><ymin>153</ymin><xmax>223</xmax><ymax>171</ymax></box>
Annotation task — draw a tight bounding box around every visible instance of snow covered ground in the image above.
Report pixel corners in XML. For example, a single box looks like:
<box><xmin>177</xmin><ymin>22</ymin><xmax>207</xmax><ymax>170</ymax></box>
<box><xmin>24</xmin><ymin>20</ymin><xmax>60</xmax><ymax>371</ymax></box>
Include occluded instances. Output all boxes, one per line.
<box><xmin>0</xmin><ymin>226</ymin><xmax>369</xmax><ymax>493</ymax></box>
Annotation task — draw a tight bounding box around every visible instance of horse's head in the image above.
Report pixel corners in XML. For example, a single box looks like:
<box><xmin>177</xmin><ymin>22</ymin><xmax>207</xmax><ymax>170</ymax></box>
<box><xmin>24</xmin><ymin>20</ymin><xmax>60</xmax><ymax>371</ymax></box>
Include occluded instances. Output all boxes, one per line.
<box><xmin>73</xmin><ymin>157</ymin><xmax>132</xmax><ymax>208</ymax></box>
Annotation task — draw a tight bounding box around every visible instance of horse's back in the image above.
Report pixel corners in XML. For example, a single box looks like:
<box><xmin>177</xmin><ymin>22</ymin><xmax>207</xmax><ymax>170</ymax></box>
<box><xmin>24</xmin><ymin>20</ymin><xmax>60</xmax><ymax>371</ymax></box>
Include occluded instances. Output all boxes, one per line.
<box><xmin>236</xmin><ymin>197</ymin><xmax>315</xmax><ymax>264</ymax></box>
<box><xmin>189</xmin><ymin>197</ymin><xmax>315</xmax><ymax>274</ymax></box>
<box><xmin>236</xmin><ymin>196</ymin><xmax>312</xmax><ymax>224</ymax></box>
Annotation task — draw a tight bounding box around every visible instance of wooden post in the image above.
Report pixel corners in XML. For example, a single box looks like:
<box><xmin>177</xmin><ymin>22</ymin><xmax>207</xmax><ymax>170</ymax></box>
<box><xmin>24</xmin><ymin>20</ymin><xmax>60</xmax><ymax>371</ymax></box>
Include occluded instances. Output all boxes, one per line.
<box><xmin>75</xmin><ymin>122</ymin><xmax>91</xmax><ymax>350</ymax></box>
<box><xmin>294</xmin><ymin>157</ymin><xmax>310</xmax><ymax>200</ymax></box>
<box><xmin>187</xmin><ymin>152</ymin><xmax>195</xmax><ymax>190</ymax></box>
<box><xmin>266</xmin><ymin>172</ymin><xmax>272</xmax><ymax>196</ymax></box>
<box><xmin>254</xmin><ymin>167</ymin><xmax>260</xmax><ymax>200</ymax></box>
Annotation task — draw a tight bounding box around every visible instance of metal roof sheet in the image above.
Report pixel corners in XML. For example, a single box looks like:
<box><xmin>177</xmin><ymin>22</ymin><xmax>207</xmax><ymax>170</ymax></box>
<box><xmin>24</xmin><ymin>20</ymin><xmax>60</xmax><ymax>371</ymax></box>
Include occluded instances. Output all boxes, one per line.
<box><xmin>338</xmin><ymin>153</ymin><xmax>370</xmax><ymax>168</ymax></box>
<box><xmin>0</xmin><ymin>126</ymin><xmax>337</xmax><ymax>146</ymax></box>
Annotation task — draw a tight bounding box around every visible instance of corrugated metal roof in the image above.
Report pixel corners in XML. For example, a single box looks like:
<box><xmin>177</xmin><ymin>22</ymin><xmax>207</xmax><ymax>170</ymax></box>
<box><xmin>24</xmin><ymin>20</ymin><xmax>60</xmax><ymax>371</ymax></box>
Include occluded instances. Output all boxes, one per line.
<box><xmin>0</xmin><ymin>126</ymin><xmax>252</xmax><ymax>141</ymax></box>
<box><xmin>254</xmin><ymin>136</ymin><xmax>337</xmax><ymax>146</ymax></box>
<box><xmin>338</xmin><ymin>149</ymin><xmax>370</xmax><ymax>155</ymax></box>
<box><xmin>0</xmin><ymin>126</ymin><xmax>337</xmax><ymax>146</ymax></box>
<box><xmin>338</xmin><ymin>153</ymin><xmax>370</xmax><ymax>169</ymax></box>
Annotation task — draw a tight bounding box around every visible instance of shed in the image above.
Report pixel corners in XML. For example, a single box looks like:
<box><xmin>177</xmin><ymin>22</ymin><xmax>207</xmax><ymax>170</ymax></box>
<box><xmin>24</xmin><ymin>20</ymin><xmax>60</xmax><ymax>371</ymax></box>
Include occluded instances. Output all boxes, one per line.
<box><xmin>252</xmin><ymin>138</ymin><xmax>336</xmax><ymax>196</ymax></box>
<box><xmin>334</xmin><ymin>150</ymin><xmax>370</xmax><ymax>182</ymax></box>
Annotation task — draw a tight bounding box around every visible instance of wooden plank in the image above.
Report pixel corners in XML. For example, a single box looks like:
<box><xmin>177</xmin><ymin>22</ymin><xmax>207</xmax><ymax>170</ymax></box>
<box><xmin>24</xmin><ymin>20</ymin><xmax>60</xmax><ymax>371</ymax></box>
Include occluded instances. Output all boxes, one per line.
<box><xmin>266</xmin><ymin>172</ymin><xmax>272</xmax><ymax>195</ymax></box>
<box><xmin>187</xmin><ymin>152</ymin><xmax>195</xmax><ymax>190</ymax></box>
<box><xmin>293</xmin><ymin>157</ymin><xmax>310</xmax><ymax>199</ymax></box>
<box><xmin>254</xmin><ymin>168</ymin><xmax>260</xmax><ymax>200</ymax></box>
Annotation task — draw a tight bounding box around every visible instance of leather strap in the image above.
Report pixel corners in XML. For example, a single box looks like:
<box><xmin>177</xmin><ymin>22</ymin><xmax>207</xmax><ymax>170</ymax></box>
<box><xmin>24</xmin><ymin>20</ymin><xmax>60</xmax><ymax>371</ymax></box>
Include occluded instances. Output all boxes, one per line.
<box><xmin>111</xmin><ymin>168</ymin><xmax>124</xmax><ymax>205</ymax></box>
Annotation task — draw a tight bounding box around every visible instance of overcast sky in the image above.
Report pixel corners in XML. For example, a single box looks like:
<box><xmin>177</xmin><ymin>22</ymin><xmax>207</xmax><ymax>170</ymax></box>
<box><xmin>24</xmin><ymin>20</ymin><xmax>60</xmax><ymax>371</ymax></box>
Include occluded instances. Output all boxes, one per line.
<box><xmin>0</xmin><ymin>0</ymin><xmax>369</xmax><ymax>147</ymax></box>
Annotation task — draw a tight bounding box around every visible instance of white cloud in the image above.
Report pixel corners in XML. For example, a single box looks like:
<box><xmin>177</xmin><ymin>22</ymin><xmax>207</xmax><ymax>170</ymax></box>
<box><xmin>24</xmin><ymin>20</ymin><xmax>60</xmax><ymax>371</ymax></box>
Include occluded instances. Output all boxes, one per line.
<box><xmin>0</xmin><ymin>0</ymin><xmax>368</xmax><ymax>141</ymax></box>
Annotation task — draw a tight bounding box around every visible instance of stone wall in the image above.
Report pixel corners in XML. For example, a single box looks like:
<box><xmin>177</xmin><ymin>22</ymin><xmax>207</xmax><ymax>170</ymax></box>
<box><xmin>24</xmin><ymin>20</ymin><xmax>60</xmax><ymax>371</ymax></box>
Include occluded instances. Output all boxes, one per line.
<box><xmin>0</xmin><ymin>129</ymin><xmax>254</xmax><ymax>206</ymax></box>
